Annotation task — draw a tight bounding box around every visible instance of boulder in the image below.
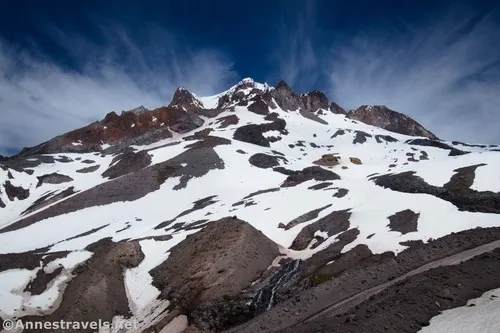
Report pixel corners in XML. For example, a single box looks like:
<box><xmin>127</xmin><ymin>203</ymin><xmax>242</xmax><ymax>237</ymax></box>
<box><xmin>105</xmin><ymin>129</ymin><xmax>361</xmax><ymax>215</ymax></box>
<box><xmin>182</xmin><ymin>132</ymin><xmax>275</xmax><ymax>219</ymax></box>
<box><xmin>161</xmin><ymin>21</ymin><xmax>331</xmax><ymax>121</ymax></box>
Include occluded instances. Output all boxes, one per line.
<box><xmin>350</xmin><ymin>157</ymin><xmax>362</xmax><ymax>165</ymax></box>
<box><xmin>314</xmin><ymin>154</ymin><xmax>340</xmax><ymax>167</ymax></box>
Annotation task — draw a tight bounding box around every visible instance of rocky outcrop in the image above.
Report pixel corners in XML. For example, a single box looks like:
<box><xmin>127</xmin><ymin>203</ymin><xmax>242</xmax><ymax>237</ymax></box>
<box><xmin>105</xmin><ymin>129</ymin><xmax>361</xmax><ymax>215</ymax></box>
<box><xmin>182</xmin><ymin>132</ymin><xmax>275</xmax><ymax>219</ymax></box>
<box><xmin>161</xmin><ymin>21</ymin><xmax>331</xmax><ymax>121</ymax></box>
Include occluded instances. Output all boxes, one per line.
<box><xmin>233</xmin><ymin>119</ymin><xmax>288</xmax><ymax>147</ymax></box>
<box><xmin>275</xmin><ymin>166</ymin><xmax>340</xmax><ymax>187</ymax></box>
<box><xmin>301</xmin><ymin>90</ymin><xmax>329</xmax><ymax>113</ymax></box>
<box><xmin>150</xmin><ymin>216</ymin><xmax>280</xmax><ymax>311</ymax></box>
<box><xmin>372</xmin><ymin>171</ymin><xmax>500</xmax><ymax>214</ymax></box>
<box><xmin>290</xmin><ymin>209</ymin><xmax>351</xmax><ymax>250</ymax></box>
<box><xmin>313</xmin><ymin>154</ymin><xmax>340</xmax><ymax>167</ymax></box>
<box><xmin>102</xmin><ymin>150</ymin><xmax>152</xmax><ymax>179</ymax></box>
<box><xmin>168</xmin><ymin>87</ymin><xmax>204</xmax><ymax>111</ymax></box>
<box><xmin>249</xmin><ymin>153</ymin><xmax>287</xmax><ymax>169</ymax></box>
<box><xmin>36</xmin><ymin>173</ymin><xmax>73</xmax><ymax>187</ymax></box>
<box><xmin>347</xmin><ymin>105</ymin><xmax>437</xmax><ymax>139</ymax></box>
<box><xmin>349</xmin><ymin>157</ymin><xmax>362</xmax><ymax>165</ymax></box>
<box><xmin>279</xmin><ymin>205</ymin><xmax>333</xmax><ymax>230</ymax></box>
<box><xmin>406</xmin><ymin>138</ymin><xmax>468</xmax><ymax>156</ymax></box>
<box><xmin>248</xmin><ymin>97</ymin><xmax>270</xmax><ymax>115</ymax></box>
<box><xmin>21</xmin><ymin>239</ymin><xmax>144</xmax><ymax>332</ymax></box>
<box><xmin>330</xmin><ymin>102</ymin><xmax>346</xmax><ymax>114</ymax></box>
<box><xmin>268</xmin><ymin>81</ymin><xmax>303</xmax><ymax>112</ymax></box>
<box><xmin>4</xmin><ymin>181</ymin><xmax>30</xmax><ymax>201</ymax></box>
<box><xmin>388</xmin><ymin>209</ymin><xmax>419</xmax><ymax>234</ymax></box>
<box><xmin>76</xmin><ymin>165</ymin><xmax>100</xmax><ymax>173</ymax></box>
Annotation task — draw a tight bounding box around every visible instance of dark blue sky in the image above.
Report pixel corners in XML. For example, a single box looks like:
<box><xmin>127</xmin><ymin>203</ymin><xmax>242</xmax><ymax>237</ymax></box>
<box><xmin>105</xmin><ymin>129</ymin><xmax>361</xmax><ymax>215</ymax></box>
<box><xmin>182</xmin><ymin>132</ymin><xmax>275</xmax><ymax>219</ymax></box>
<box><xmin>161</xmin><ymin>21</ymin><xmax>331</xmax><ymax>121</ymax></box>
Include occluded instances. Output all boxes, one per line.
<box><xmin>1</xmin><ymin>0</ymin><xmax>499</xmax><ymax>154</ymax></box>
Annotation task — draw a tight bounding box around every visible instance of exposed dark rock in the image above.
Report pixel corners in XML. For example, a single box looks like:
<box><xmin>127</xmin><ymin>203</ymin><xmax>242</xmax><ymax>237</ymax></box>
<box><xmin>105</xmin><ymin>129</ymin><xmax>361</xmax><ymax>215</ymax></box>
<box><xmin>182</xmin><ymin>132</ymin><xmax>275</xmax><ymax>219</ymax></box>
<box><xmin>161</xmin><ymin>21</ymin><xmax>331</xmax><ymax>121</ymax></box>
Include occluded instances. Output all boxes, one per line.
<box><xmin>184</xmin><ymin>128</ymin><xmax>212</xmax><ymax>140</ymax></box>
<box><xmin>333</xmin><ymin>188</ymin><xmax>349</xmax><ymax>198</ymax></box>
<box><xmin>184</xmin><ymin>136</ymin><xmax>231</xmax><ymax>149</ymax></box>
<box><xmin>301</xmin><ymin>90</ymin><xmax>329</xmax><ymax>113</ymax></box>
<box><xmin>406</xmin><ymin>138</ymin><xmax>468</xmax><ymax>156</ymax></box>
<box><xmin>58</xmin><ymin>224</ymin><xmax>110</xmax><ymax>243</ymax></box>
<box><xmin>231</xmin><ymin>227</ymin><xmax>500</xmax><ymax>333</ymax></box>
<box><xmin>280</xmin><ymin>166</ymin><xmax>340</xmax><ymax>187</ymax></box>
<box><xmin>24</xmin><ymin>267</ymin><xmax>63</xmax><ymax>295</ymax></box>
<box><xmin>313</xmin><ymin>154</ymin><xmax>340</xmax><ymax>167</ymax></box>
<box><xmin>331</xmin><ymin>129</ymin><xmax>346</xmax><ymax>138</ymax></box>
<box><xmin>101</xmin><ymin>150</ymin><xmax>152</xmax><ymax>179</ymax></box>
<box><xmin>375</xmin><ymin>135</ymin><xmax>399</xmax><ymax>143</ymax></box>
<box><xmin>170</xmin><ymin>113</ymin><xmax>205</xmax><ymax>134</ymax></box>
<box><xmin>353</xmin><ymin>131</ymin><xmax>372</xmax><ymax>144</ymax></box>
<box><xmin>264</xmin><ymin>112</ymin><xmax>280</xmax><ymax>121</ymax></box>
<box><xmin>150</xmin><ymin>217</ymin><xmax>280</xmax><ymax>312</ymax></box>
<box><xmin>242</xmin><ymin>188</ymin><xmax>280</xmax><ymax>200</ymax></box>
<box><xmin>168</xmin><ymin>87</ymin><xmax>204</xmax><ymax>111</ymax></box>
<box><xmin>290</xmin><ymin>209</ymin><xmax>351</xmax><ymax>250</ymax></box>
<box><xmin>305</xmin><ymin>228</ymin><xmax>360</xmax><ymax>276</ymax></box>
<box><xmin>269</xmin><ymin>81</ymin><xmax>303</xmax><ymax>111</ymax></box>
<box><xmin>76</xmin><ymin>165</ymin><xmax>100</xmax><ymax>173</ymax></box>
<box><xmin>0</xmin><ymin>250</ymin><xmax>69</xmax><ymax>272</ymax></box>
<box><xmin>388</xmin><ymin>209</ymin><xmax>419</xmax><ymax>234</ymax></box>
<box><xmin>350</xmin><ymin>157</ymin><xmax>362</xmax><ymax>165</ymax></box>
<box><xmin>452</xmin><ymin>141</ymin><xmax>487</xmax><ymax>148</ymax></box>
<box><xmin>312</xmin><ymin>244</ymin><xmax>372</xmax><ymax>283</ymax></box>
<box><xmin>282</xmin><ymin>248</ymin><xmax>500</xmax><ymax>333</ymax></box>
<box><xmin>444</xmin><ymin>164</ymin><xmax>486</xmax><ymax>191</ymax></box>
<box><xmin>217</xmin><ymin>115</ymin><xmax>240</xmax><ymax>128</ymax></box>
<box><xmin>372</xmin><ymin>171</ymin><xmax>500</xmax><ymax>213</ymax></box>
<box><xmin>21</xmin><ymin>187</ymin><xmax>76</xmax><ymax>216</ymax></box>
<box><xmin>249</xmin><ymin>153</ymin><xmax>288</xmax><ymax>169</ymax></box>
<box><xmin>233</xmin><ymin>119</ymin><xmax>288</xmax><ymax>147</ymax></box>
<box><xmin>81</xmin><ymin>159</ymin><xmax>95</xmax><ymax>164</ymax></box>
<box><xmin>155</xmin><ymin>196</ymin><xmax>218</xmax><ymax>229</ymax></box>
<box><xmin>347</xmin><ymin>105</ymin><xmax>437</xmax><ymax>139</ymax></box>
<box><xmin>330</xmin><ymin>102</ymin><xmax>346</xmax><ymax>114</ymax></box>
<box><xmin>279</xmin><ymin>204</ymin><xmax>333</xmax><ymax>230</ymax></box>
<box><xmin>308</xmin><ymin>182</ymin><xmax>333</xmax><ymax>190</ymax></box>
<box><xmin>36</xmin><ymin>173</ymin><xmax>73</xmax><ymax>187</ymax></box>
<box><xmin>4</xmin><ymin>181</ymin><xmax>30</xmax><ymax>201</ymax></box>
<box><xmin>248</xmin><ymin>97</ymin><xmax>270</xmax><ymax>115</ymax></box>
<box><xmin>236</xmin><ymin>149</ymin><xmax>247</xmax><ymax>154</ymax></box>
<box><xmin>20</xmin><ymin>239</ymin><xmax>144</xmax><ymax>332</ymax></box>
<box><xmin>0</xmin><ymin>198</ymin><xmax>5</xmax><ymax>208</ymax></box>
<box><xmin>299</xmin><ymin>109</ymin><xmax>328</xmax><ymax>125</ymax></box>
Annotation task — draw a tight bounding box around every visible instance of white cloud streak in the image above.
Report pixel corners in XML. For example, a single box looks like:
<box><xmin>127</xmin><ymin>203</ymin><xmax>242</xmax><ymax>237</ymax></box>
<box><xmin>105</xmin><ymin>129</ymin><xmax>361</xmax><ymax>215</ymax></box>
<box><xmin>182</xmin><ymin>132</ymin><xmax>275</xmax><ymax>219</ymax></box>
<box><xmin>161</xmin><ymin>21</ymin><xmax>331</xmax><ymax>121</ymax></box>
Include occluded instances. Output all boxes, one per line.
<box><xmin>0</xmin><ymin>25</ymin><xmax>237</xmax><ymax>155</ymax></box>
<box><xmin>276</xmin><ymin>5</ymin><xmax>500</xmax><ymax>144</ymax></box>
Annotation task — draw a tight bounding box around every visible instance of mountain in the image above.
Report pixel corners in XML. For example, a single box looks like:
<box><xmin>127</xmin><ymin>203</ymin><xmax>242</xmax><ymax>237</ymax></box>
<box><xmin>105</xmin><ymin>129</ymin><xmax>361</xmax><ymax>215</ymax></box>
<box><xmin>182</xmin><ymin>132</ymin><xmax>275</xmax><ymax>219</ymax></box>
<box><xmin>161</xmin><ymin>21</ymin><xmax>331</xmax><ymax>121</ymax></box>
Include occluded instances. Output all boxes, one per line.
<box><xmin>1</xmin><ymin>78</ymin><xmax>500</xmax><ymax>333</ymax></box>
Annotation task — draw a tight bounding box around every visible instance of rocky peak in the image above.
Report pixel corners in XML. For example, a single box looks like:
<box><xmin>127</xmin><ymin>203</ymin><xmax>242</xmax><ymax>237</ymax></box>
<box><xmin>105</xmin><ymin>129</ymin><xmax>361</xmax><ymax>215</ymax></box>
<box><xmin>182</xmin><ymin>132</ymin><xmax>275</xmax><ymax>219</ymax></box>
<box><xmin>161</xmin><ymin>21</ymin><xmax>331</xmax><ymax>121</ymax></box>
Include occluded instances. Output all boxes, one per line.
<box><xmin>347</xmin><ymin>105</ymin><xmax>438</xmax><ymax>139</ymax></box>
<box><xmin>301</xmin><ymin>90</ymin><xmax>329</xmax><ymax>113</ymax></box>
<box><xmin>270</xmin><ymin>80</ymin><xmax>303</xmax><ymax>111</ymax></box>
<box><xmin>330</xmin><ymin>102</ymin><xmax>346</xmax><ymax>114</ymax></box>
<box><xmin>216</xmin><ymin>78</ymin><xmax>271</xmax><ymax>109</ymax></box>
<box><xmin>169</xmin><ymin>87</ymin><xmax>203</xmax><ymax>111</ymax></box>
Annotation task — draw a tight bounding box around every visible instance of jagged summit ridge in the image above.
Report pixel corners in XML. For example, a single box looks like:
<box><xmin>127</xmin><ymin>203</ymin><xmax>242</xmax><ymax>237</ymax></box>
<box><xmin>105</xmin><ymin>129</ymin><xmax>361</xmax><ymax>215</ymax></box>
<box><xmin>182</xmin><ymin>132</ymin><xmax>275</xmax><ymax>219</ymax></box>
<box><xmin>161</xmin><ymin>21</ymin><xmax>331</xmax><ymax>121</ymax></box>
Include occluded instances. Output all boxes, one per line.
<box><xmin>10</xmin><ymin>77</ymin><xmax>442</xmax><ymax>158</ymax></box>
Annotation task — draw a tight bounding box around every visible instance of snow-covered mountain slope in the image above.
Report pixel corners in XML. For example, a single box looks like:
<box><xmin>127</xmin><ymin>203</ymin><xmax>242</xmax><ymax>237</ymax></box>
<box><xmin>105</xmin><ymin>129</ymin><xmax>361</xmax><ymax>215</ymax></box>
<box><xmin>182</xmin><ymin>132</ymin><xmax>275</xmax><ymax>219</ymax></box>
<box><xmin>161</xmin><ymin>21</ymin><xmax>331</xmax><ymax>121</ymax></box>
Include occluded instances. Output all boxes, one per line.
<box><xmin>1</xmin><ymin>78</ymin><xmax>500</xmax><ymax>332</ymax></box>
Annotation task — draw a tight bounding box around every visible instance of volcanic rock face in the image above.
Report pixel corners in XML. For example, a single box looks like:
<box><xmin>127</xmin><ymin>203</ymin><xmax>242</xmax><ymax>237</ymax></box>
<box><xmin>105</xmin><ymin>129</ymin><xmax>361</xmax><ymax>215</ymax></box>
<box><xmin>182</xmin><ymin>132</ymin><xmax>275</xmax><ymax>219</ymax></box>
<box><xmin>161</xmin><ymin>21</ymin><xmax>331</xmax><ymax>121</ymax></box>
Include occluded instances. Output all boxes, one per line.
<box><xmin>168</xmin><ymin>87</ymin><xmax>204</xmax><ymax>111</ymax></box>
<box><xmin>347</xmin><ymin>105</ymin><xmax>438</xmax><ymax>139</ymax></box>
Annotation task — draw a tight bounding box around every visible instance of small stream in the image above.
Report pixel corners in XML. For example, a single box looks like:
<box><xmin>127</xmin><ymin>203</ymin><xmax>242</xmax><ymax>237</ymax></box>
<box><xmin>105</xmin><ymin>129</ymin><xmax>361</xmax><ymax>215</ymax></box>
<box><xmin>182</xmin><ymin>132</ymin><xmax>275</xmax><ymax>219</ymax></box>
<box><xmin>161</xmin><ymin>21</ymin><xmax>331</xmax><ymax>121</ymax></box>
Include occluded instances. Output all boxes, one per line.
<box><xmin>253</xmin><ymin>259</ymin><xmax>301</xmax><ymax>314</ymax></box>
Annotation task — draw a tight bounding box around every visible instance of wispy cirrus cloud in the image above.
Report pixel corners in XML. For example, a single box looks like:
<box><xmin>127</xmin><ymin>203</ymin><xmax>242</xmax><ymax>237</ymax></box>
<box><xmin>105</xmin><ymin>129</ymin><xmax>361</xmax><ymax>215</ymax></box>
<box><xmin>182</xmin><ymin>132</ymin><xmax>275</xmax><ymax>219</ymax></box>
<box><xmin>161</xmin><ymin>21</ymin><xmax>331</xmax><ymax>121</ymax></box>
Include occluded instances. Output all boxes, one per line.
<box><xmin>0</xmin><ymin>24</ymin><xmax>237</xmax><ymax>155</ymax></box>
<box><xmin>274</xmin><ymin>4</ymin><xmax>500</xmax><ymax>144</ymax></box>
<box><xmin>269</xmin><ymin>1</ymin><xmax>322</xmax><ymax>91</ymax></box>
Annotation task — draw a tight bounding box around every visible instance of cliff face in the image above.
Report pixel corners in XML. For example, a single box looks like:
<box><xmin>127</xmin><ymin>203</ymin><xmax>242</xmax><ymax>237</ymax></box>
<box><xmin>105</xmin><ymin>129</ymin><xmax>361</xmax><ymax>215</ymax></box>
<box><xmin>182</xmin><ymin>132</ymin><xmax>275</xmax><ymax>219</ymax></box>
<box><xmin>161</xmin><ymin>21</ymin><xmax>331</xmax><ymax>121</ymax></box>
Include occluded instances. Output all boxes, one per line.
<box><xmin>346</xmin><ymin>105</ymin><xmax>438</xmax><ymax>139</ymax></box>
